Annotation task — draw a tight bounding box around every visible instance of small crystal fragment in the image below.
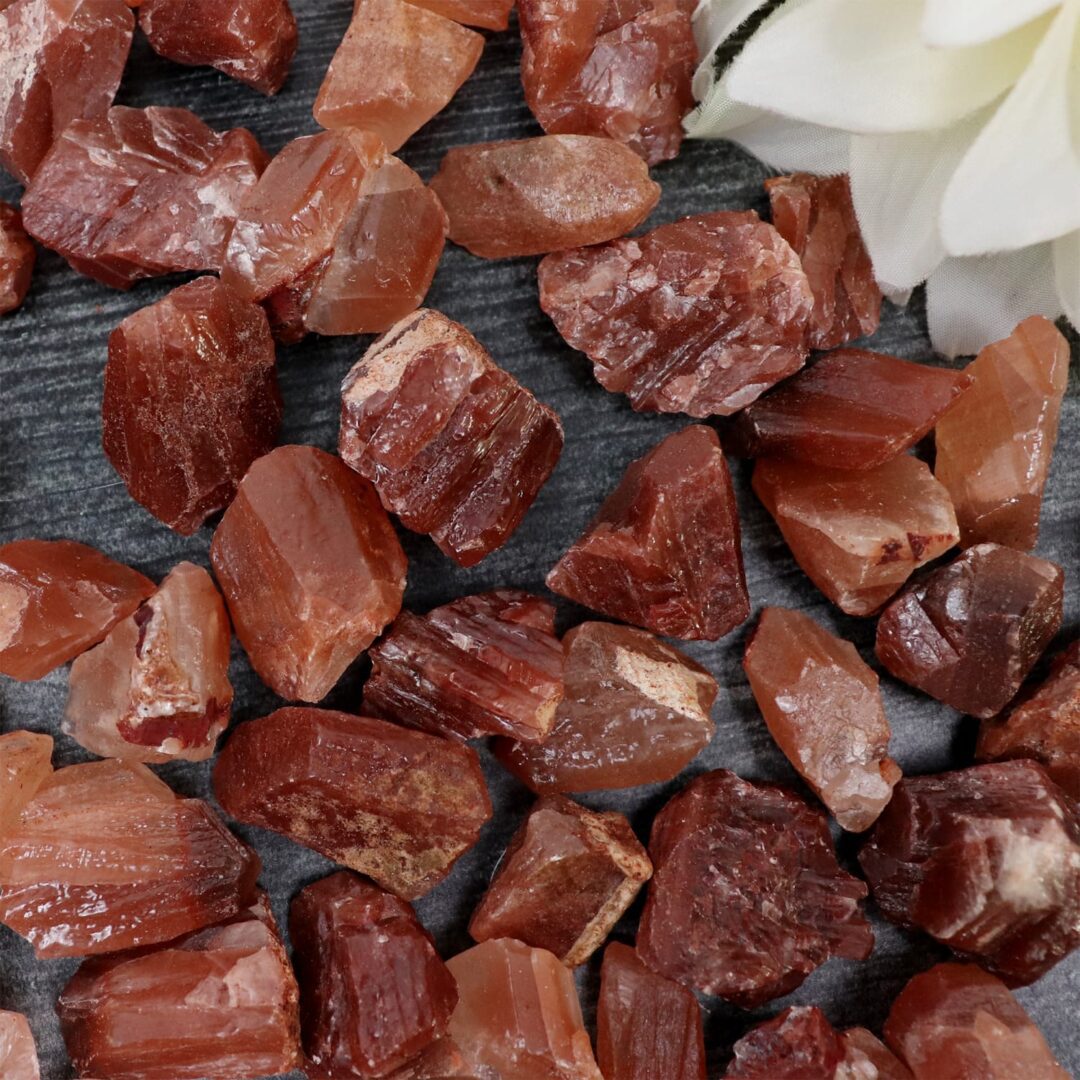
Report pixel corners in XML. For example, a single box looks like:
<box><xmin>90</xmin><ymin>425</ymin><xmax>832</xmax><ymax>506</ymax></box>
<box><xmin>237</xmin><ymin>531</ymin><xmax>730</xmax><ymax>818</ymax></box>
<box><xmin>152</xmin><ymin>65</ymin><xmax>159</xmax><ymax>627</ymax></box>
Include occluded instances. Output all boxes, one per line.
<box><xmin>290</xmin><ymin>871</ymin><xmax>458</xmax><ymax>1078</ymax></box>
<box><xmin>495</xmin><ymin>621</ymin><xmax>717</xmax><ymax>793</ymax></box>
<box><xmin>429</xmin><ymin>135</ymin><xmax>660</xmax><ymax>258</ymax></box>
<box><xmin>637</xmin><ymin>769</ymin><xmax>873</xmax><ymax>1006</ymax></box>
<box><xmin>103</xmin><ymin>276</ymin><xmax>282</xmax><ymax>535</ymax></box>
<box><xmin>403</xmin><ymin>0</ymin><xmax>513</xmax><ymax>29</ymax></box>
<box><xmin>0</xmin><ymin>1012</ymin><xmax>39</xmax><ymax>1080</ymax></box>
<box><xmin>753</xmin><ymin>455</ymin><xmax>959</xmax><ymax>617</ymax></box>
<box><xmin>547</xmin><ymin>426</ymin><xmax>749</xmax><ymax>640</ymax></box>
<box><xmin>0</xmin><ymin>731</ymin><xmax>52</xmax><ymax>831</ymax></box>
<box><xmin>744</xmin><ymin>607</ymin><xmax>900</xmax><ymax>831</ymax></box>
<box><xmin>859</xmin><ymin>760</ymin><xmax>1080</xmax><ymax>986</ymax></box>
<box><xmin>211</xmin><ymin>445</ymin><xmax>407</xmax><ymax>702</ymax></box>
<box><xmin>0</xmin><ymin>539</ymin><xmax>154</xmax><ymax>681</ymax></box>
<box><xmin>875</xmin><ymin>543</ymin><xmax>1064</xmax><ymax>718</ymax></box>
<box><xmin>538</xmin><ymin>212</ymin><xmax>812</xmax><ymax>417</ymax></box>
<box><xmin>340</xmin><ymin>309</ymin><xmax>564</xmax><ymax>566</ymax></box>
<box><xmin>0</xmin><ymin>201</ymin><xmax>34</xmax><ymax>314</ymax></box>
<box><xmin>0</xmin><ymin>759</ymin><xmax>260</xmax><ymax>957</ymax></box>
<box><xmin>837</xmin><ymin>1029</ymin><xmax>913</xmax><ymax>1080</ymax></box>
<box><xmin>214</xmin><ymin>707</ymin><xmax>491</xmax><ymax>899</ymax></box>
<box><xmin>726</xmin><ymin>1007</ymin><xmax>843</xmax><ymax>1079</ymax></box>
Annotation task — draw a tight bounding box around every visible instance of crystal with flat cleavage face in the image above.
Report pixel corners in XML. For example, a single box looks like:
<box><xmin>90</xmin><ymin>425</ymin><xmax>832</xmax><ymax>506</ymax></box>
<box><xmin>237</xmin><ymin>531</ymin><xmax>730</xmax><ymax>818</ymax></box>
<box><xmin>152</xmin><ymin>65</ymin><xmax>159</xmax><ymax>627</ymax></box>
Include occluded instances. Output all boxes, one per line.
<box><xmin>0</xmin><ymin>731</ymin><xmax>52</xmax><ymax>832</ymax></box>
<box><xmin>837</xmin><ymin>1029</ymin><xmax>912</xmax><ymax>1080</ymax></box>
<box><xmin>0</xmin><ymin>202</ymin><xmax>34</xmax><ymax>314</ymax></box>
<box><xmin>0</xmin><ymin>1012</ymin><xmax>39</xmax><ymax>1080</ymax></box>
<box><xmin>404</xmin><ymin>0</ymin><xmax>513</xmax><ymax>29</ymax></box>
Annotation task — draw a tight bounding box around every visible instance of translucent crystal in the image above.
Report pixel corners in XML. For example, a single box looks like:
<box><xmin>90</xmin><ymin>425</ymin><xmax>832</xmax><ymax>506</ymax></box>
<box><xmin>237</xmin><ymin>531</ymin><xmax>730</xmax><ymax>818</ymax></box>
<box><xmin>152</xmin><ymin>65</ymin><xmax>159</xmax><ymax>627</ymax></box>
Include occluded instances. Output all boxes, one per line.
<box><xmin>0</xmin><ymin>201</ymin><xmax>34</xmax><ymax>315</ymax></box>
<box><xmin>405</xmin><ymin>0</ymin><xmax>513</xmax><ymax>29</ymax></box>
<box><xmin>837</xmin><ymin>1028</ymin><xmax>913</xmax><ymax>1080</ymax></box>
<box><xmin>726</xmin><ymin>1007</ymin><xmax>843</xmax><ymax>1079</ymax></box>
<box><xmin>0</xmin><ymin>1011</ymin><xmax>39</xmax><ymax>1080</ymax></box>
<box><xmin>0</xmin><ymin>731</ymin><xmax>52</xmax><ymax>831</ymax></box>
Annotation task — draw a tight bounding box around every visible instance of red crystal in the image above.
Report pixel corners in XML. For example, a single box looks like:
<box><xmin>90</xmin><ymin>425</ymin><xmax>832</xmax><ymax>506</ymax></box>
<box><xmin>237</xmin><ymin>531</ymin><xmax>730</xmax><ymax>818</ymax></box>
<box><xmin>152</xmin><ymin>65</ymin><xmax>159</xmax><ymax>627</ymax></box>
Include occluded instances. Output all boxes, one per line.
<box><xmin>538</xmin><ymin>212</ymin><xmax>812</xmax><ymax>416</ymax></box>
<box><xmin>406</xmin><ymin>0</ymin><xmax>513</xmax><ymax>29</ymax></box>
<box><xmin>838</xmin><ymin>1029</ymin><xmax>913</xmax><ymax>1080</ymax></box>
<box><xmin>0</xmin><ymin>201</ymin><xmax>33</xmax><ymax>314</ymax></box>
<box><xmin>547</xmin><ymin>425</ymin><xmax>749</xmax><ymax>640</ymax></box>
<box><xmin>0</xmin><ymin>1011</ymin><xmax>39</xmax><ymax>1080</ymax></box>
<box><xmin>0</xmin><ymin>731</ymin><xmax>52</xmax><ymax>832</ymax></box>
<box><xmin>726</xmin><ymin>1006</ymin><xmax>843</xmax><ymax>1079</ymax></box>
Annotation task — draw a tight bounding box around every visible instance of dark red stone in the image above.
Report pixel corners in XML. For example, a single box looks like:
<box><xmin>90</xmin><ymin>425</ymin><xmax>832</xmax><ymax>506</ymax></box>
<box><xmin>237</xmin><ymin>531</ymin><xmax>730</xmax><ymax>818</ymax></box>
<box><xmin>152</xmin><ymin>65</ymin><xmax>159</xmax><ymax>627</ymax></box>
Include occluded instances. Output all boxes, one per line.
<box><xmin>726</xmin><ymin>1007</ymin><xmax>844</xmax><ymax>1079</ymax></box>
<box><xmin>838</xmin><ymin>1029</ymin><xmax>912</xmax><ymax>1079</ymax></box>
<box><xmin>0</xmin><ymin>201</ymin><xmax>34</xmax><ymax>314</ymax></box>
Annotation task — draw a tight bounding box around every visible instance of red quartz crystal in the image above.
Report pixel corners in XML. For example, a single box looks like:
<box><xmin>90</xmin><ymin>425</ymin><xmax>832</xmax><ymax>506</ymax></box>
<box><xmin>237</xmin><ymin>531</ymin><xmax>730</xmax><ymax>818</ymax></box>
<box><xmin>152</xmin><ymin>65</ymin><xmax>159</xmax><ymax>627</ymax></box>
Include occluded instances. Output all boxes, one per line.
<box><xmin>637</xmin><ymin>769</ymin><xmax>873</xmax><ymax>1006</ymax></box>
<box><xmin>210</xmin><ymin>445</ymin><xmax>406</xmax><ymax>702</ymax></box>
<box><xmin>404</xmin><ymin>0</ymin><xmax>513</xmax><ymax>29</ymax></box>
<box><xmin>495</xmin><ymin>621</ymin><xmax>717</xmax><ymax>793</ymax></box>
<box><xmin>429</xmin><ymin>135</ymin><xmax>660</xmax><ymax>258</ymax></box>
<box><xmin>538</xmin><ymin>212</ymin><xmax>812</xmax><ymax>417</ymax></box>
<box><xmin>744</xmin><ymin>607</ymin><xmax>900</xmax><ymax>831</ymax></box>
<box><xmin>875</xmin><ymin>543</ymin><xmax>1064</xmax><ymax>718</ymax></box>
<box><xmin>766</xmin><ymin>173</ymin><xmax>881</xmax><ymax>350</ymax></box>
<box><xmin>59</xmin><ymin>896</ymin><xmax>301</xmax><ymax>1080</ymax></box>
<box><xmin>0</xmin><ymin>201</ymin><xmax>33</xmax><ymax>314</ymax></box>
<box><xmin>0</xmin><ymin>0</ymin><xmax>133</xmax><ymax>184</ymax></box>
<box><xmin>728</xmin><ymin>350</ymin><xmax>972</xmax><ymax>471</ymax></box>
<box><xmin>0</xmin><ymin>1012</ymin><xmax>39</xmax><ymax>1080</ymax></box>
<box><xmin>753</xmin><ymin>455</ymin><xmax>959</xmax><ymax>617</ymax></box>
<box><xmin>0</xmin><ymin>731</ymin><xmax>52</xmax><ymax>831</ymax></box>
<box><xmin>214</xmin><ymin>707</ymin><xmax>492</xmax><ymax>899</ymax></box>
<box><xmin>0</xmin><ymin>759</ymin><xmax>259</xmax><ymax>958</ymax></box>
<box><xmin>290</xmin><ymin>871</ymin><xmax>458</xmax><ymax>1078</ymax></box>
<box><xmin>838</xmin><ymin>1029</ymin><xmax>913</xmax><ymax>1080</ymax></box>
<box><xmin>547</xmin><ymin>425</ymin><xmax>749</xmax><ymax>640</ymax></box>
<box><xmin>0</xmin><ymin>539</ymin><xmax>154</xmax><ymax>681</ymax></box>
<box><xmin>364</xmin><ymin>590</ymin><xmax>564</xmax><ymax>742</ymax></box>
<box><xmin>340</xmin><ymin>309</ymin><xmax>564</xmax><ymax>566</ymax></box>
<box><xmin>103</xmin><ymin>276</ymin><xmax>282</xmax><ymax>535</ymax></box>
<box><xmin>726</xmin><ymin>1007</ymin><xmax>843</xmax><ymax>1079</ymax></box>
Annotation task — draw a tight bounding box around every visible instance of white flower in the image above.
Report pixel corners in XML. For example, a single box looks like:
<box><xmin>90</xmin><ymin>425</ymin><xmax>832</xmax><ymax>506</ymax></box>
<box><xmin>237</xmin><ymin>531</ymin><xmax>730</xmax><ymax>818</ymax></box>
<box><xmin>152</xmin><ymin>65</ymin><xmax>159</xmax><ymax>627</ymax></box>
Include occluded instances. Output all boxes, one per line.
<box><xmin>685</xmin><ymin>0</ymin><xmax>1080</xmax><ymax>356</ymax></box>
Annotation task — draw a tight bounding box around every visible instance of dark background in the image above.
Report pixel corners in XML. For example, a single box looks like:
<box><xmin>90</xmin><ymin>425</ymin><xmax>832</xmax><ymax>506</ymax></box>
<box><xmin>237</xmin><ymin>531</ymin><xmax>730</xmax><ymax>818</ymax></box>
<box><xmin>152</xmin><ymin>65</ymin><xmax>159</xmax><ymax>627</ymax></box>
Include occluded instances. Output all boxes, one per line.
<box><xmin>1</xmin><ymin>5</ymin><xmax>1077</xmax><ymax>1078</ymax></box>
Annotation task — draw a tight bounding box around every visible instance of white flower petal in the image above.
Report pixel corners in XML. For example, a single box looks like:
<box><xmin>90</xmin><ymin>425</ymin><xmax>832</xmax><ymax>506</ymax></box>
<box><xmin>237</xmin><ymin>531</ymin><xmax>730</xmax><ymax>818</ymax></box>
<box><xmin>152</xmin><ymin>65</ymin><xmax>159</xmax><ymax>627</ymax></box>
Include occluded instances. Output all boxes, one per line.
<box><xmin>691</xmin><ymin>0</ymin><xmax>772</xmax><ymax>100</ymax></box>
<box><xmin>921</xmin><ymin>0</ymin><xmax>1062</xmax><ymax>47</ymax></box>
<box><xmin>1052</xmin><ymin>231</ymin><xmax>1080</xmax><ymax>330</ymax></box>
<box><xmin>726</xmin><ymin>0</ymin><xmax>1052</xmax><ymax>133</ymax></box>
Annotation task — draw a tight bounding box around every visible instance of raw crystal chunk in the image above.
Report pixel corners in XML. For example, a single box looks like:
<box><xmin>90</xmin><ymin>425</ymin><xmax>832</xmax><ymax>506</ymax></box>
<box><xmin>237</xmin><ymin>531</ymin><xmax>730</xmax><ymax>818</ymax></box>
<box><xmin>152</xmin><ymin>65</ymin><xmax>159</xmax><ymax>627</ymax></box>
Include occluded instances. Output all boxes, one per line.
<box><xmin>875</xmin><ymin>544</ymin><xmax>1064</xmax><ymax>718</ymax></box>
<box><xmin>884</xmin><ymin>963</ymin><xmax>1068</xmax><ymax>1079</ymax></box>
<box><xmin>519</xmin><ymin>0</ymin><xmax>696</xmax><ymax>165</ymax></box>
<box><xmin>728</xmin><ymin>350</ymin><xmax>972</xmax><ymax>471</ymax></box>
<box><xmin>726</xmin><ymin>1007</ymin><xmax>843</xmax><ymax>1079</ymax></box>
<box><xmin>859</xmin><ymin>760</ymin><xmax>1080</xmax><ymax>986</ymax></box>
<box><xmin>547</xmin><ymin>426</ymin><xmax>749</xmax><ymax>640</ymax></box>
<box><xmin>429</xmin><ymin>136</ymin><xmax>660</xmax><ymax>258</ymax></box>
<box><xmin>0</xmin><ymin>0</ymin><xmax>133</xmax><ymax>184</ymax></box>
<box><xmin>290</xmin><ymin>872</ymin><xmax>458</xmax><ymax>1078</ymax></box>
<box><xmin>21</xmin><ymin>106</ymin><xmax>266</xmax><ymax>289</ymax></box>
<box><xmin>637</xmin><ymin>770</ymin><xmax>873</xmax><ymax>1006</ymax></box>
<box><xmin>596</xmin><ymin>941</ymin><xmax>706</xmax><ymax>1080</ymax></box>
<box><xmin>214</xmin><ymin>708</ymin><xmax>491</xmax><ymax>899</ymax></box>
<box><xmin>64</xmin><ymin>562</ymin><xmax>232</xmax><ymax>764</ymax></box>
<box><xmin>140</xmin><ymin>0</ymin><xmax>297</xmax><ymax>94</ymax></box>
<box><xmin>0</xmin><ymin>759</ymin><xmax>259</xmax><ymax>957</ymax></box>
<box><xmin>837</xmin><ymin>1029</ymin><xmax>912</xmax><ymax>1080</ymax></box>
<box><xmin>0</xmin><ymin>539</ymin><xmax>154</xmax><ymax>681</ymax></box>
<box><xmin>406</xmin><ymin>0</ymin><xmax>513</xmax><ymax>29</ymax></box>
<box><xmin>744</xmin><ymin>607</ymin><xmax>900</xmax><ymax>831</ymax></box>
<box><xmin>447</xmin><ymin>938</ymin><xmax>602</xmax><ymax>1079</ymax></box>
<box><xmin>0</xmin><ymin>202</ymin><xmax>34</xmax><ymax>315</ymax></box>
<box><xmin>364</xmin><ymin>590</ymin><xmax>564</xmax><ymax>742</ymax></box>
<box><xmin>538</xmin><ymin>212</ymin><xmax>812</xmax><ymax>417</ymax></box>
<box><xmin>0</xmin><ymin>731</ymin><xmax>52</xmax><ymax>831</ymax></box>
<box><xmin>340</xmin><ymin>309</ymin><xmax>564</xmax><ymax>566</ymax></box>
<box><xmin>753</xmin><ymin>455</ymin><xmax>959</xmax><ymax>617</ymax></box>
<box><xmin>495</xmin><ymin>621</ymin><xmax>717</xmax><ymax>793</ymax></box>
<box><xmin>103</xmin><ymin>276</ymin><xmax>282</xmax><ymax>535</ymax></box>
<box><xmin>765</xmin><ymin>174</ymin><xmax>881</xmax><ymax>350</ymax></box>
<box><xmin>59</xmin><ymin>897</ymin><xmax>301</xmax><ymax>1080</ymax></box>
<box><xmin>314</xmin><ymin>0</ymin><xmax>482</xmax><ymax>152</ymax></box>
<box><xmin>211</xmin><ymin>445</ymin><xmax>406</xmax><ymax>702</ymax></box>
<box><xmin>0</xmin><ymin>1012</ymin><xmax>39</xmax><ymax>1080</ymax></box>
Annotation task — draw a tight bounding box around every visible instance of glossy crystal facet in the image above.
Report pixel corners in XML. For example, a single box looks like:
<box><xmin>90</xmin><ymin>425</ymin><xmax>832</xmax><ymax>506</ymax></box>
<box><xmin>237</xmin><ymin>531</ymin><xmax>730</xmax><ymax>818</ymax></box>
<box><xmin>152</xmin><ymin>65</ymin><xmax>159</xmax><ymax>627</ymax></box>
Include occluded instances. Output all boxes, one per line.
<box><xmin>0</xmin><ymin>201</ymin><xmax>34</xmax><ymax>314</ymax></box>
<box><xmin>0</xmin><ymin>1011</ymin><xmax>39</xmax><ymax>1080</ymax></box>
<box><xmin>0</xmin><ymin>731</ymin><xmax>52</xmax><ymax>832</ymax></box>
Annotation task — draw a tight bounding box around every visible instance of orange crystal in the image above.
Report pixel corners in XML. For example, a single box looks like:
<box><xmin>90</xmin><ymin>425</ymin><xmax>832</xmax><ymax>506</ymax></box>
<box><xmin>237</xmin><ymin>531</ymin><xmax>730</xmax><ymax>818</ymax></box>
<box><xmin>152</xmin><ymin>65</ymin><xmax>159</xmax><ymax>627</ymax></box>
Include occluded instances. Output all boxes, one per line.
<box><xmin>0</xmin><ymin>730</ymin><xmax>52</xmax><ymax>833</ymax></box>
<box><xmin>405</xmin><ymin>0</ymin><xmax>513</xmax><ymax>29</ymax></box>
<box><xmin>838</xmin><ymin>1029</ymin><xmax>913</xmax><ymax>1080</ymax></box>
<box><xmin>0</xmin><ymin>201</ymin><xmax>34</xmax><ymax>315</ymax></box>
<box><xmin>0</xmin><ymin>1011</ymin><xmax>39</xmax><ymax>1080</ymax></box>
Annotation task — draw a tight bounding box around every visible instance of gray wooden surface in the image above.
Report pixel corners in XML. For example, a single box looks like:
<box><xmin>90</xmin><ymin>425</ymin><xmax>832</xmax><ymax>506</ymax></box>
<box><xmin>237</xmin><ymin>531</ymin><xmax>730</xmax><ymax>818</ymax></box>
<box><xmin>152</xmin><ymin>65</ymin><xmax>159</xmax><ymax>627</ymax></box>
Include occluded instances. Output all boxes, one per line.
<box><xmin>1</xmin><ymin>5</ymin><xmax>1078</xmax><ymax>1078</ymax></box>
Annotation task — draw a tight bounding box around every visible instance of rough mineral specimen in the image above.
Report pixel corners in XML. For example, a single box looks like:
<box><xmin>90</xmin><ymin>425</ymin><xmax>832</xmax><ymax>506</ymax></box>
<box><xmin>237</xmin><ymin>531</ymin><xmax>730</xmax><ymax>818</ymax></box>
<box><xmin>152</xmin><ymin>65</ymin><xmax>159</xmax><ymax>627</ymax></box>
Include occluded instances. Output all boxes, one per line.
<box><xmin>0</xmin><ymin>1012</ymin><xmax>39</xmax><ymax>1080</ymax></box>
<box><xmin>728</xmin><ymin>350</ymin><xmax>972</xmax><ymax>471</ymax></box>
<box><xmin>765</xmin><ymin>173</ymin><xmax>881</xmax><ymax>350</ymax></box>
<box><xmin>0</xmin><ymin>759</ymin><xmax>259</xmax><ymax>957</ymax></box>
<box><xmin>446</xmin><ymin>938</ymin><xmax>602</xmax><ymax>1078</ymax></box>
<box><xmin>406</xmin><ymin>0</ymin><xmax>513</xmax><ymax>28</ymax></box>
<box><xmin>726</xmin><ymin>1007</ymin><xmax>843</xmax><ymax>1079</ymax></box>
<box><xmin>314</xmin><ymin>0</ymin><xmax>482</xmax><ymax>152</ymax></box>
<box><xmin>0</xmin><ymin>0</ymin><xmax>133</xmax><ymax>184</ymax></box>
<box><xmin>0</xmin><ymin>539</ymin><xmax>154</xmax><ymax>681</ymax></box>
<box><xmin>139</xmin><ymin>0</ymin><xmax>297</xmax><ymax>94</ymax></box>
<box><xmin>753</xmin><ymin>455</ymin><xmax>959</xmax><ymax>617</ymax></box>
<box><xmin>0</xmin><ymin>201</ymin><xmax>33</xmax><ymax>315</ymax></box>
<box><xmin>744</xmin><ymin>607</ymin><xmax>900</xmax><ymax>831</ymax></box>
<box><xmin>518</xmin><ymin>0</ymin><xmax>696</xmax><ymax>165</ymax></box>
<box><xmin>64</xmin><ymin>562</ymin><xmax>232</xmax><ymax>764</ymax></box>
<box><xmin>0</xmin><ymin>731</ymin><xmax>52</xmax><ymax>831</ymax></box>
<box><xmin>637</xmin><ymin>770</ymin><xmax>873</xmax><ymax>1006</ymax></box>
<box><xmin>59</xmin><ymin>897</ymin><xmax>301</xmax><ymax>1080</ymax></box>
<box><xmin>859</xmin><ymin>760</ymin><xmax>1080</xmax><ymax>986</ymax></box>
<box><xmin>339</xmin><ymin>309</ymin><xmax>563</xmax><ymax>566</ymax></box>
<box><xmin>290</xmin><ymin>871</ymin><xmax>458</xmax><ymax>1078</ymax></box>
<box><xmin>364</xmin><ymin>590</ymin><xmax>564</xmax><ymax>742</ymax></box>
<box><xmin>495</xmin><ymin>621</ymin><xmax>717</xmax><ymax>793</ymax></box>
<box><xmin>214</xmin><ymin>708</ymin><xmax>491</xmax><ymax>899</ymax></box>
<box><xmin>597</xmin><ymin>941</ymin><xmax>706</xmax><ymax>1080</ymax></box>
<box><xmin>875</xmin><ymin>544</ymin><xmax>1064</xmax><ymax>718</ymax></box>
<box><xmin>538</xmin><ymin>212</ymin><xmax>812</xmax><ymax>417</ymax></box>
<box><xmin>103</xmin><ymin>276</ymin><xmax>282</xmax><ymax>535</ymax></box>
<box><xmin>210</xmin><ymin>445</ymin><xmax>406</xmax><ymax>702</ymax></box>
<box><xmin>429</xmin><ymin>136</ymin><xmax>660</xmax><ymax>258</ymax></box>
<box><xmin>547</xmin><ymin>426</ymin><xmax>749</xmax><ymax>640</ymax></box>
<box><xmin>884</xmin><ymin>963</ymin><xmax>1069</xmax><ymax>1079</ymax></box>
<box><xmin>837</xmin><ymin>1028</ymin><xmax>913</xmax><ymax>1080</ymax></box>
<box><xmin>935</xmin><ymin>316</ymin><xmax>1069</xmax><ymax>551</ymax></box>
